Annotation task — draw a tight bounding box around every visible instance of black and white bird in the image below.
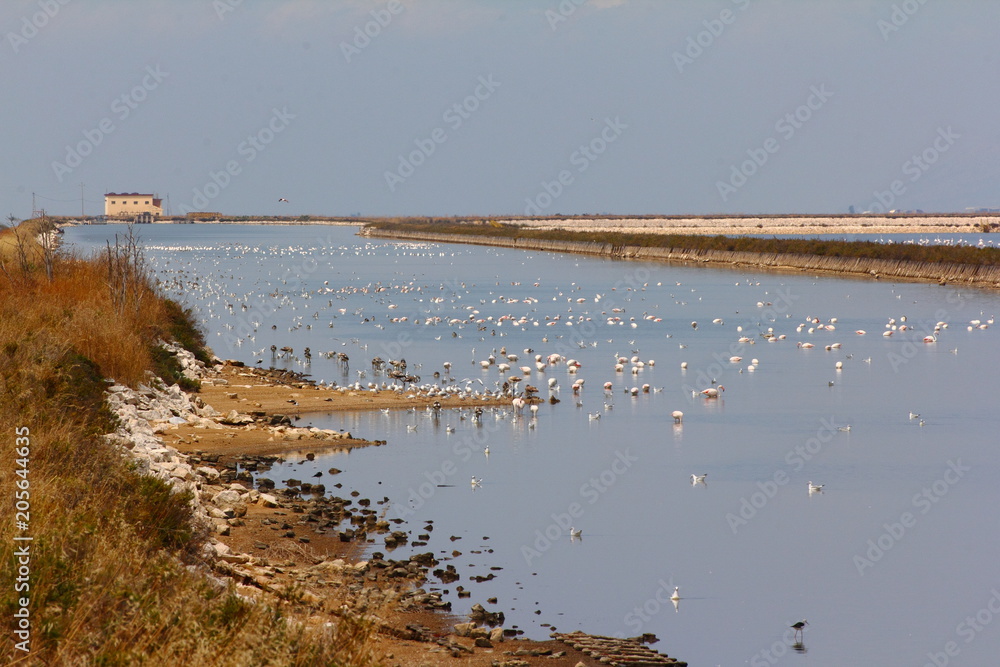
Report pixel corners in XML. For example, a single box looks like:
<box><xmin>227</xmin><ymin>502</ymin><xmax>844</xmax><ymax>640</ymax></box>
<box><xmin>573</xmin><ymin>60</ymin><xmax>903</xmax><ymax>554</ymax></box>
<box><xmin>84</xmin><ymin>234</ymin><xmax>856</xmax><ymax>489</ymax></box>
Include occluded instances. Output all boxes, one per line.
<box><xmin>278</xmin><ymin>198</ymin><xmax>289</xmax><ymax>203</ymax></box>
<box><xmin>791</xmin><ymin>620</ymin><xmax>808</xmax><ymax>640</ymax></box>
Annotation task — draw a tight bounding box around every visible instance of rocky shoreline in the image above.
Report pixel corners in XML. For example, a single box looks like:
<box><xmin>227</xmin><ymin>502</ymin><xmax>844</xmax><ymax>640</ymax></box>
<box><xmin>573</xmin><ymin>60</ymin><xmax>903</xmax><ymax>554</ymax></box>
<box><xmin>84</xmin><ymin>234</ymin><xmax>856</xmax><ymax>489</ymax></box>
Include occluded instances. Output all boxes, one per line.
<box><xmin>105</xmin><ymin>342</ymin><xmax>687</xmax><ymax>666</ymax></box>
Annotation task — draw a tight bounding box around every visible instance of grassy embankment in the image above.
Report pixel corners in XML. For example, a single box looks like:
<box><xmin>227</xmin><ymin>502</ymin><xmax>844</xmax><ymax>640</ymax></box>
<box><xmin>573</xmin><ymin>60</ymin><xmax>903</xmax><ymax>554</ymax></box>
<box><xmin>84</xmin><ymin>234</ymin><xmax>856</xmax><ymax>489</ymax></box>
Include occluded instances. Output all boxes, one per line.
<box><xmin>0</xmin><ymin>221</ymin><xmax>377</xmax><ymax>666</ymax></box>
<box><xmin>364</xmin><ymin>219</ymin><xmax>1000</xmax><ymax>266</ymax></box>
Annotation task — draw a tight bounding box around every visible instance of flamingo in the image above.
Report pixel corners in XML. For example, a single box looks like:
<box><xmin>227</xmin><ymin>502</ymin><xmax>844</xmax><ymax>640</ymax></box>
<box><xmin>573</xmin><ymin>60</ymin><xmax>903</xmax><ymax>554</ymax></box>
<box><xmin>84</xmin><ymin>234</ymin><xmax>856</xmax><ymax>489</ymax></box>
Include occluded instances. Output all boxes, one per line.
<box><xmin>797</xmin><ymin>342</ymin><xmax>814</xmax><ymax>349</ymax></box>
<box><xmin>700</xmin><ymin>386</ymin><xmax>725</xmax><ymax>398</ymax></box>
<box><xmin>672</xmin><ymin>410</ymin><xmax>684</xmax><ymax>423</ymax></box>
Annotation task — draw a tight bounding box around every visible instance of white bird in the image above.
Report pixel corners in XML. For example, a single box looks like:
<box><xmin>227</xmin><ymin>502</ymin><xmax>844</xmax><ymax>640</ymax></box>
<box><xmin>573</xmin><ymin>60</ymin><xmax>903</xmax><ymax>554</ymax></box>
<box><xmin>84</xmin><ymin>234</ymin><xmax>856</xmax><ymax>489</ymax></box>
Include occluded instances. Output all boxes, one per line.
<box><xmin>672</xmin><ymin>410</ymin><xmax>684</xmax><ymax>423</ymax></box>
<box><xmin>670</xmin><ymin>586</ymin><xmax>680</xmax><ymax>601</ymax></box>
<box><xmin>471</xmin><ymin>476</ymin><xmax>482</xmax><ymax>487</ymax></box>
<box><xmin>278</xmin><ymin>197</ymin><xmax>289</xmax><ymax>203</ymax></box>
<box><xmin>569</xmin><ymin>526</ymin><xmax>582</xmax><ymax>538</ymax></box>
<box><xmin>691</xmin><ymin>473</ymin><xmax>707</xmax><ymax>484</ymax></box>
<box><xmin>808</xmin><ymin>481</ymin><xmax>824</xmax><ymax>493</ymax></box>
<box><xmin>838</xmin><ymin>425</ymin><xmax>851</xmax><ymax>432</ymax></box>
<box><xmin>909</xmin><ymin>412</ymin><xmax>920</xmax><ymax>420</ymax></box>
<box><xmin>700</xmin><ymin>386</ymin><xmax>724</xmax><ymax>398</ymax></box>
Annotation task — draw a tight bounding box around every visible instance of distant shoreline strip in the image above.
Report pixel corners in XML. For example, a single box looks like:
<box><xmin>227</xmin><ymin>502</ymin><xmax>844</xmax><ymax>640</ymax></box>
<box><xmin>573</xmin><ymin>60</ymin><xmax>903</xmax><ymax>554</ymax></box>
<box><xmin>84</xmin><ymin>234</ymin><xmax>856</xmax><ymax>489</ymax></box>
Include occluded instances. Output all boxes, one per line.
<box><xmin>360</xmin><ymin>228</ymin><xmax>1000</xmax><ymax>289</ymax></box>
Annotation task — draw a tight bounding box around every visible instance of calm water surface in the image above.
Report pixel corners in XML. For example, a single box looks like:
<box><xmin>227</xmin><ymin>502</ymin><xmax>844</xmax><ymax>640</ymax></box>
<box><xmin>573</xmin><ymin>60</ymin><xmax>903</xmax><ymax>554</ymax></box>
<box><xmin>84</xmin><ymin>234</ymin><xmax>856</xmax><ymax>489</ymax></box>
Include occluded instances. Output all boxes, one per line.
<box><xmin>65</xmin><ymin>224</ymin><xmax>1000</xmax><ymax>666</ymax></box>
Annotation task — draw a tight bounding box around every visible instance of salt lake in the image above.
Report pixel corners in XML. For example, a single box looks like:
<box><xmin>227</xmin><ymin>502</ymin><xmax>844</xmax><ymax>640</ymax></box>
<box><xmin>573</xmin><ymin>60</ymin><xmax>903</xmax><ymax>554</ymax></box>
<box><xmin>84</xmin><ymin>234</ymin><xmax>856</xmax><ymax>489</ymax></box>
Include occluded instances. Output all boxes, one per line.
<box><xmin>64</xmin><ymin>223</ymin><xmax>1000</xmax><ymax>666</ymax></box>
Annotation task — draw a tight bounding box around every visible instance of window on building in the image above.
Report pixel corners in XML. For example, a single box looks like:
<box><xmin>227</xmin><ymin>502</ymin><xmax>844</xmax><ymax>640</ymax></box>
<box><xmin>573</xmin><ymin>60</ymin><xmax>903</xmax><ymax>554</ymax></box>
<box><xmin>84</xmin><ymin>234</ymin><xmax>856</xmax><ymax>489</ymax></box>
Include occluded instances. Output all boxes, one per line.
<box><xmin>145</xmin><ymin>200</ymin><xmax>150</xmax><ymax>204</ymax></box>
<box><xmin>133</xmin><ymin>201</ymin><xmax>138</xmax><ymax>205</ymax></box>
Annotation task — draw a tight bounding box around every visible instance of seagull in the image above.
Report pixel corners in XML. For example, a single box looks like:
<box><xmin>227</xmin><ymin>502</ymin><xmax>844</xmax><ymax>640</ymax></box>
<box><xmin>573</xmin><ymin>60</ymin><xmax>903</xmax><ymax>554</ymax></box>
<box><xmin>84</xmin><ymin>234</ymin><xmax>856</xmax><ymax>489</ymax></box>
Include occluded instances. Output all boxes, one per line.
<box><xmin>691</xmin><ymin>473</ymin><xmax>707</xmax><ymax>485</ymax></box>
<box><xmin>791</xmin><ymin>620</ymin><xmax>808</xmax><ymax>640</ymax></box>
<box><xmin>569</xmin><ymin>526</ymin><xmax>582</xmax><ymax>538</ymax></box>
<box><xmin>838</xmin><ymin>425</ymin><xmax>852</xmax><ymax>432</ymax></box>
<box><xmin>670</xmin><ymin>586</ymin><xmax>680</xmax><ymax>601</ymax></box>
<box><xmin>278</xmin><ymin>197</ymin><xmax>289</xmax><ymax>203</ymax></box>
<box><xmin>471</xmin><ymin>476</ymin><xmax>482</xmax><ymax>487</ymax></box>
<box><xmin>808</xmin><ymin>482</ymin><xmax>824</xmax><ymax>493</ymax></box>
<box><xmin>909</xmin><ymin>412</ymin><xmax>920</xmax><ymax>420</ymax></box>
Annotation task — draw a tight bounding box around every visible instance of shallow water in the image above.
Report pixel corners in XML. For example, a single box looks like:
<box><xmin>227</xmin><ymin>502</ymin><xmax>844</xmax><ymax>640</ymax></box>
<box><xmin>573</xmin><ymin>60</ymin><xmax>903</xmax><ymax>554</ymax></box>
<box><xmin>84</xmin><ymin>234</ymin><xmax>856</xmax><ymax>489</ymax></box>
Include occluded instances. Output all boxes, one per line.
<box><xmin>65</xmin><ymin>223</ymin><xmax>1000</xmax><ymax>665</ymax></box>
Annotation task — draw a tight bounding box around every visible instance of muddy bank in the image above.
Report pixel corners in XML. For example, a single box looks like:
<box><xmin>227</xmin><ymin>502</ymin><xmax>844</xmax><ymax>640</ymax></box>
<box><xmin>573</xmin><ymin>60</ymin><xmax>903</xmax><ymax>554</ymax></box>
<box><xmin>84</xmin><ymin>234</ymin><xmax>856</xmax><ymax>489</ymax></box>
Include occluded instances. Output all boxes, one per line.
<box><xmin>362</xmin><ymin>228</ymin><xmax>1000</xmax><ymax>288</ymax></box>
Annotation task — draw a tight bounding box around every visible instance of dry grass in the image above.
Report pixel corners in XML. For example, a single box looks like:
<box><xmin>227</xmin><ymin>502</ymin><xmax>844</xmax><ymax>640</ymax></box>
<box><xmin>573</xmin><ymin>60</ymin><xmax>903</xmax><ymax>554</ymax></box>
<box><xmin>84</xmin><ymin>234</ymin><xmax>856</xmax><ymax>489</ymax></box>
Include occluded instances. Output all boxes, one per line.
<box><xmin>0</xmin><ymin>223</ymin><xmax>380</xmax><ymax>666</ymax></box>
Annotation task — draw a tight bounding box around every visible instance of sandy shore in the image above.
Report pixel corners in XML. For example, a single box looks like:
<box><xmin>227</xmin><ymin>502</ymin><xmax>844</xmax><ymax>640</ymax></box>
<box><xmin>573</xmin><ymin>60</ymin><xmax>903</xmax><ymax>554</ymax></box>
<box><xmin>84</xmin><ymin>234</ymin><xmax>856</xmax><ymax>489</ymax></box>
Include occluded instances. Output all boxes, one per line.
<box><xmin>174</xmin><ymin>362</ymin><xmax>509</xmax><ymax>460</ymax></box>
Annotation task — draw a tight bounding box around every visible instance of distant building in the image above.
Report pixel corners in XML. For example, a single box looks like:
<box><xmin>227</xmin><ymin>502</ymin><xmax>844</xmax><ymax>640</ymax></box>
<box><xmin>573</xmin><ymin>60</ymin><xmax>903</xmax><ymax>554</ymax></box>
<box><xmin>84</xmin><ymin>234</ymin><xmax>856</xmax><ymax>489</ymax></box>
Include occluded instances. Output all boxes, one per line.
<box><xmin>104</xmin><ymin>192</ymin><xmax>163</xmax><ymax>218</ymax></box>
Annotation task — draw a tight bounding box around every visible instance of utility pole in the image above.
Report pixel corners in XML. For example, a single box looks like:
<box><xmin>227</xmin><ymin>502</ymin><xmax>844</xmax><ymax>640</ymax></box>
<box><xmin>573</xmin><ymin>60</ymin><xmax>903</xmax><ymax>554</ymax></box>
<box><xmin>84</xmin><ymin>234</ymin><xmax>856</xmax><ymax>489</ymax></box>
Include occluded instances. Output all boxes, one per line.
<box><xmin>32</xmin><ymin>192</ymin><xmax>37</xmax><ymax>218</ymax></box>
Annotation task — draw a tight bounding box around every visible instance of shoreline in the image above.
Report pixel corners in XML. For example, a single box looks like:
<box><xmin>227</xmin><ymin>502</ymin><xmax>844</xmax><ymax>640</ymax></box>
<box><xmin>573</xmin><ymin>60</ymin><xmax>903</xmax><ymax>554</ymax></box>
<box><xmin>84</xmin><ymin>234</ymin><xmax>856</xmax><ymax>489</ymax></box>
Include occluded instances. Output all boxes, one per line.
<box><xmin>114</xmin><ymin>352</ymin><xmax>688</xmax><ymax>664</ymax></box>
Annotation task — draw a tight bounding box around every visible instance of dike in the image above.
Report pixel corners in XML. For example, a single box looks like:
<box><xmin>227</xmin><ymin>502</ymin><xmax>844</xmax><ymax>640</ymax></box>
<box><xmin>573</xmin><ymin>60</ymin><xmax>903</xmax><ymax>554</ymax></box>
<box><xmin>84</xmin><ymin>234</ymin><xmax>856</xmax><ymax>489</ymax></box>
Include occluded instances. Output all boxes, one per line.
<box><xmin>361</xmin><ymin>228</ymin><xmax>1000</xmax><ymax>288</ymax></box>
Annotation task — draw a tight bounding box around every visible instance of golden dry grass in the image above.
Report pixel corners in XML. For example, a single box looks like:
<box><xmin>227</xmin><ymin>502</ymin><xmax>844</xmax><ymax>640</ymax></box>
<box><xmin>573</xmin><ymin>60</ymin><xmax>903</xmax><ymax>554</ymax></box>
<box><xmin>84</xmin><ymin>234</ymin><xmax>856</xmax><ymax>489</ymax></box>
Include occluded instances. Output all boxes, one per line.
<box><xmin>0</xmin><ymin>228</ymin><xmax>380</xmax><ymax>666</ymax></box>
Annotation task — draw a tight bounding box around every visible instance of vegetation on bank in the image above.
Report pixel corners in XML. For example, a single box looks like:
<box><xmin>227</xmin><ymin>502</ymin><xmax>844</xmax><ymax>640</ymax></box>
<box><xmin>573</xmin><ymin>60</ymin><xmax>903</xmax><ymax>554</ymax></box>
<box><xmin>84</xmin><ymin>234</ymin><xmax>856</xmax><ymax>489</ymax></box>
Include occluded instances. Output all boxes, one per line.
<box><xmin>365</xmin><ymin>220</ymin><xmax>1000</xmax><ymax>266</ymax></box>
<box><xmin>0</xmin><ymin>221</ymin><xmax>377</xmax><ymax>665</ymax></box>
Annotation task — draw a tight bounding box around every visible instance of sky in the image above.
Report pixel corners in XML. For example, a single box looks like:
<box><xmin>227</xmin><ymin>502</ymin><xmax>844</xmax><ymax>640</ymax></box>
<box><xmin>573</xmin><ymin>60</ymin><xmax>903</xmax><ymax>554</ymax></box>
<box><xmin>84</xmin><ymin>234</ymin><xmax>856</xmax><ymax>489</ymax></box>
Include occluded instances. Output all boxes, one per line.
<box><xmin>2</xmin><ymin>0</ymin><xmax>998</xmax><ymax>219</ymax></box>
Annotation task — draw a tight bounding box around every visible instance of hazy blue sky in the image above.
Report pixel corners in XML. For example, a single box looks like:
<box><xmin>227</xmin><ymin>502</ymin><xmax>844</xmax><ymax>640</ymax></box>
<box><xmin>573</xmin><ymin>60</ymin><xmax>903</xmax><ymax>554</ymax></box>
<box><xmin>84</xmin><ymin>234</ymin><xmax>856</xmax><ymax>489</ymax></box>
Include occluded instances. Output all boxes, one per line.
<box><xmin>3</xmin><ymin>0</ymin><xmax>997</xmax><ymax>218</ymax></box>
